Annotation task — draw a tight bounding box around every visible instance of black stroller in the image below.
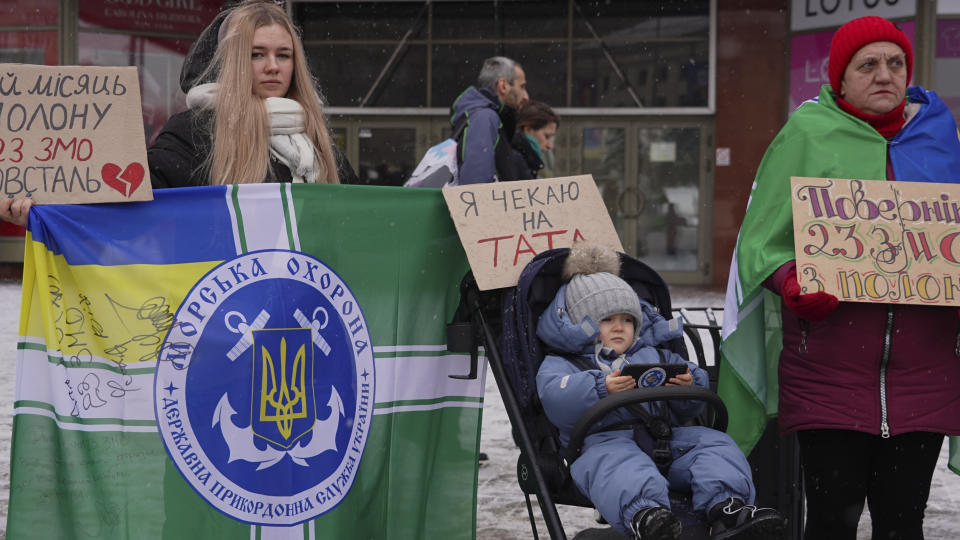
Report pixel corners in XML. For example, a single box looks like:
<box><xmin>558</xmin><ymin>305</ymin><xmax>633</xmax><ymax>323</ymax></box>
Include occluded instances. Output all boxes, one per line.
<box><xmin>450</xmin><ymin>248</ymin><xmax>759</xmax><ymax>540</ymax></box>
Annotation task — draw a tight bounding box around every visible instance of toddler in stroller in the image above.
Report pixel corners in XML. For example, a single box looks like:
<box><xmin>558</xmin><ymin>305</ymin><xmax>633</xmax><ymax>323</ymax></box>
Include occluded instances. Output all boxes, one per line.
<box><xmin>535</xmin><ymin>244</ymin><xmax>786</xmax><ymax>540</ymax></box>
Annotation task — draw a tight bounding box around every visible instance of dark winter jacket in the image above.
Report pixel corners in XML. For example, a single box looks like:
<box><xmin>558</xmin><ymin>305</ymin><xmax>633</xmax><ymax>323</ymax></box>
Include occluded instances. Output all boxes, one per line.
<box><xmin>511</xmin><ymin>132</ymin><xmax>545</xmax><ymax>179</ymax></box>
<box><xmin>449</xmin><ymin>87</ymin><xmax>533</xmax><ymax>185</ymax></box>
<box><xmin>147</xmin><ymin>107</ymin><xmax>357</xmax><ymax>188</ymax></box>
<box><xmin>768</xmin><ymin>249</ymin><xmax>960</xmax><ymax>439</ymax></box>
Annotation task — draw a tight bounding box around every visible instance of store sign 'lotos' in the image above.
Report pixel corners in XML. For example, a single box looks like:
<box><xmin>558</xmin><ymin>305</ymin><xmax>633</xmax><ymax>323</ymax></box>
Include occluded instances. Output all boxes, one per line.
<box><xmin>790</xmin><ymin>0</ymin><xmax>916</xmax><ymax>31</ymax></box>
<box><xmin>0</xmin><ymin>64</ymin><xmax>151</xmax><ymax>204</ymax></box>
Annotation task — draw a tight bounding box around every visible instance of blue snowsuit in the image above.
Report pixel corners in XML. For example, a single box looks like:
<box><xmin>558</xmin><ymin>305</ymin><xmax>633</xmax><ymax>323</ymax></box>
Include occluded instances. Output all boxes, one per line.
<box><xmin>535</xmin><ymin>284</ymin><xmax>755</xmax><ymax>535</ymax></box>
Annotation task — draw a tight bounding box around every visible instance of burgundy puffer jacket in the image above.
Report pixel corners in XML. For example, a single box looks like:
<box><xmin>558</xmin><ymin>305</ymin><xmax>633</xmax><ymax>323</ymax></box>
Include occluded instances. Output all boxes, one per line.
<box><xmin>768</xmin><ymin>263</ymin><xmax>960</xmax><ymax>437</ymax></box>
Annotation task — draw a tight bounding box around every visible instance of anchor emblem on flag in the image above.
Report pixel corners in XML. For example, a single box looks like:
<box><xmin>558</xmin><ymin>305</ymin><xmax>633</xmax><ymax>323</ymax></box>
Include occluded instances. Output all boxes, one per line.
<box><xmin>212</xmin><ymin>310</ymin><xmax>343</xmax><ymax>470</ymax></box>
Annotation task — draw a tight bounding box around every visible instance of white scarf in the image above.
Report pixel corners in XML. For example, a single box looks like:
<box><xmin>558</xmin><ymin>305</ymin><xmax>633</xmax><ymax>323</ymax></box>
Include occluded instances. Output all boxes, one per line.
<box><xmin>186</xmin><ymin>83</ymin><xmax>323</xmax><ymax>183</ymax></box>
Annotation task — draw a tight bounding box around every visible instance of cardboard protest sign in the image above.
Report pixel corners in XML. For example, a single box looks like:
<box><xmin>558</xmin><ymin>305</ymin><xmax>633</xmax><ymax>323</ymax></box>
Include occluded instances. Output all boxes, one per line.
<box><xmin>792</xmin><ymin>176</ymin><xmax>960</xmax><ymax>306</ymax></box>
<box><xmin>443</xmin><ymin>175</ymin><xmax>624</xmax><ymax>290</ymax></box>
<box><xmin>0</xmin><ymin>64</ymin><xmax>152</xmax><ymax>204</ymax></box>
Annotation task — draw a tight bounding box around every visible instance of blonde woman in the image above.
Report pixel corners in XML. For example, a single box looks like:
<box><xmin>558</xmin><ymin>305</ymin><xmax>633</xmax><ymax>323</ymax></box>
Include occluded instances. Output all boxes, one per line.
<box><xmin>148</xmin><ymin>0</ymin><xmax>356</xmax><ymax>187</ymax></box>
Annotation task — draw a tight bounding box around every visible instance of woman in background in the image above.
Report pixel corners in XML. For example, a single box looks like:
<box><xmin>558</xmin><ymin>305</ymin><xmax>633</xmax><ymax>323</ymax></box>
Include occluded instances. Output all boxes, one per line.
<box><xmin>513</xmin><ymin>100</ymin><xmax>560</xmax><ymax>178</ymax></box>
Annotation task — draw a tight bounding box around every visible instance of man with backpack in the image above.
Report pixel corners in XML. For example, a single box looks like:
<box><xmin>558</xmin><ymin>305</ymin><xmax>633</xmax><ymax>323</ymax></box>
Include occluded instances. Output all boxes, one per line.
<box><xmin>450</xmin><ymin>56</ymin><xmax>533</xmax><ymax>184</ymax></box>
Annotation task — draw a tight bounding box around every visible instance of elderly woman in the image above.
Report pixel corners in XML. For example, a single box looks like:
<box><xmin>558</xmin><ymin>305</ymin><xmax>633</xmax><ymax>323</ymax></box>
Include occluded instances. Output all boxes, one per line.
<box><xmin>729</xmin><ymin>16</ymin><xmax>960</xmax><ymax>539</ymax></box>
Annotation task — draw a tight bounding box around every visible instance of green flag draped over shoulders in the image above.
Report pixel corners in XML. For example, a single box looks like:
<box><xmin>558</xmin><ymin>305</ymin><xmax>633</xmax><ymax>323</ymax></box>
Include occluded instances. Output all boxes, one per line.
<box><xmin>722</xmin><ymin>84</ymin><xmax>960</xmax><ymax>471</ymax></box>
<box><xmin>736</xmin><ymin>85</ymin><xmax>888</xmax><ymax>296</ymax></box>
<box><xmin>721</xmin><ymin>85</ymin><xmax>889</xmax><ymax>455</ymax></box>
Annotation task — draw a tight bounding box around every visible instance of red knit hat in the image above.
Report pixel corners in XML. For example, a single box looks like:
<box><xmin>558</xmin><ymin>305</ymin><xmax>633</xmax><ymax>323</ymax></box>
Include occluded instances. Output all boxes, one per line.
<box><xmin>828</xmin><ymin>16</ymin><xmax>913</xmax><ymax>95</ymax></box>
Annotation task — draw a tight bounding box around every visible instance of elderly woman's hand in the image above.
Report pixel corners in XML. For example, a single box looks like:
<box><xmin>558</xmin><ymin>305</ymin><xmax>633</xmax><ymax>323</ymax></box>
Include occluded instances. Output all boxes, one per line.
<box><xmin>0</xmin><ymin>196</ymin><xmax>34</xmax><ymax>227</ymax></box>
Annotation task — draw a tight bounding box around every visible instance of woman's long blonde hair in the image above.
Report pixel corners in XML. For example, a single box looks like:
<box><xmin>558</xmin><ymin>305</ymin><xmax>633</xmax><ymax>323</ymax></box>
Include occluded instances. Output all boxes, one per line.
<box><xmin>205</xmin><ymin>1</ymin><xmax>339</xmax><ymax>185</ymax></box>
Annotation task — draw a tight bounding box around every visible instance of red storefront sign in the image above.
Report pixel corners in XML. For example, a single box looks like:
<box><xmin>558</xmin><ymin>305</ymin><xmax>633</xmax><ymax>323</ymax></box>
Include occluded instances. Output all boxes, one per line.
<box><xmin>79</xmin><ymin>0</ymin><xmax>223</xmax><ymax>35</ymax></box>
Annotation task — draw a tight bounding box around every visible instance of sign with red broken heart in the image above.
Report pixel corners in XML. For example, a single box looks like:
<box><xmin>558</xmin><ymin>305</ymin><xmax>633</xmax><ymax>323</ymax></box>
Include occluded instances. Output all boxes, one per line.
<box><xmin>0</xmin><ymin>64</ymin><xmax>152</xmax><ymax>204</ymax></box>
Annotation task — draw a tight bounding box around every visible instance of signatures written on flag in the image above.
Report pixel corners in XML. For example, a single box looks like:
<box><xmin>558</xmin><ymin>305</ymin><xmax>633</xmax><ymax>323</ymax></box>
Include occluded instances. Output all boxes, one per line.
<box><xmin>47</xmin><ymin>274</ymin><xmax>178</xmax><ymax>416</ymax></box>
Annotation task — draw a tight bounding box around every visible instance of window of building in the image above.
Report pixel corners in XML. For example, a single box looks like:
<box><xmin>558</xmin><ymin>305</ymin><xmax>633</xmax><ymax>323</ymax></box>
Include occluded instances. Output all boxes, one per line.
<box><xmin>294</xmin><ymin>0</ymin><xmax>712</xmax><ymax>110</ymax></box>
<box><xmin>77</xmin><ymin>0</ymin><xmax>223</xmax><ymax>143</ymax></box>
<box><xmin>0</xmin><ymin>0</ymin><xmax>60</xmax><ymax>242</ymax></box>
<box><xmin>1</xmin><ymin>0</ymin><xmax>59</xmax><ymax>65</ymax></box>
<box><xmin>935</xmin><ymin>18</ymin><xmax>960</xmax><ymax>125</ymax></box>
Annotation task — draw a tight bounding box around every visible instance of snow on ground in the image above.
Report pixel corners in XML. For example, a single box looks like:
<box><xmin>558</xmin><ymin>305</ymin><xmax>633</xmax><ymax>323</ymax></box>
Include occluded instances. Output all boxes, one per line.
<box><xmin>0</xmin><ymin>281</ymin><xmax>958</xmax><ymax>539</ymax></box>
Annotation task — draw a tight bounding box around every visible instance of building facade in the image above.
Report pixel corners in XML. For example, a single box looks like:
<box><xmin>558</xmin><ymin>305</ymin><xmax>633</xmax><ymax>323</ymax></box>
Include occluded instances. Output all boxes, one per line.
<box><xmin>2</xmin><ymin>0</ymin><xmax>956</xmax><ymax>287</ymax></box>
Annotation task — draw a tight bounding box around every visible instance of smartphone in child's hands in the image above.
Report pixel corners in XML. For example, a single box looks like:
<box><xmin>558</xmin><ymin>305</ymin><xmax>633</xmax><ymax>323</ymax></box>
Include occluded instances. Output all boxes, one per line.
<box><xmin>620</xmin><ymin>363</ymin><xmax>688</xmax><ymax>388</ymax></box>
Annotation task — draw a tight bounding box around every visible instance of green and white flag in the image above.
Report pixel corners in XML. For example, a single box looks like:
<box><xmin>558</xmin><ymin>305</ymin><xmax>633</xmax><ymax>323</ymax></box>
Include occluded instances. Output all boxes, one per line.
<box><xmin>10</xmin><ymin>183</ymin><xmax>483</xmax><ymax>539</ymax></box>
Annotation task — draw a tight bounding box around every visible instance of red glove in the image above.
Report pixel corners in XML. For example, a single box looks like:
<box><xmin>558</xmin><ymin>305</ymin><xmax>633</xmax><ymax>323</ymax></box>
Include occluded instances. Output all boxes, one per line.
<box><xmin>781</xmin><ymin>270</ymin><xmax>839</xmax><ymax>322</ymax></box>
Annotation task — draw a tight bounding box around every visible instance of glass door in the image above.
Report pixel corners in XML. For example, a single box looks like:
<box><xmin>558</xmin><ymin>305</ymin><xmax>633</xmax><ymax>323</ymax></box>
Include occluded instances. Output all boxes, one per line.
<box><xmin>634</xmin><ymin>125</ymin><xmax>706</xmax><ymax>274</ymax></box>
<box><xmin>578</xmin><ymin>120</ymin><xmax>712</xmax><ymax>284</ymax></box>
<box><xmin>581</xmin><ymin>125</ymin><xmax>630</xmax><ymax>244</ymax></box>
